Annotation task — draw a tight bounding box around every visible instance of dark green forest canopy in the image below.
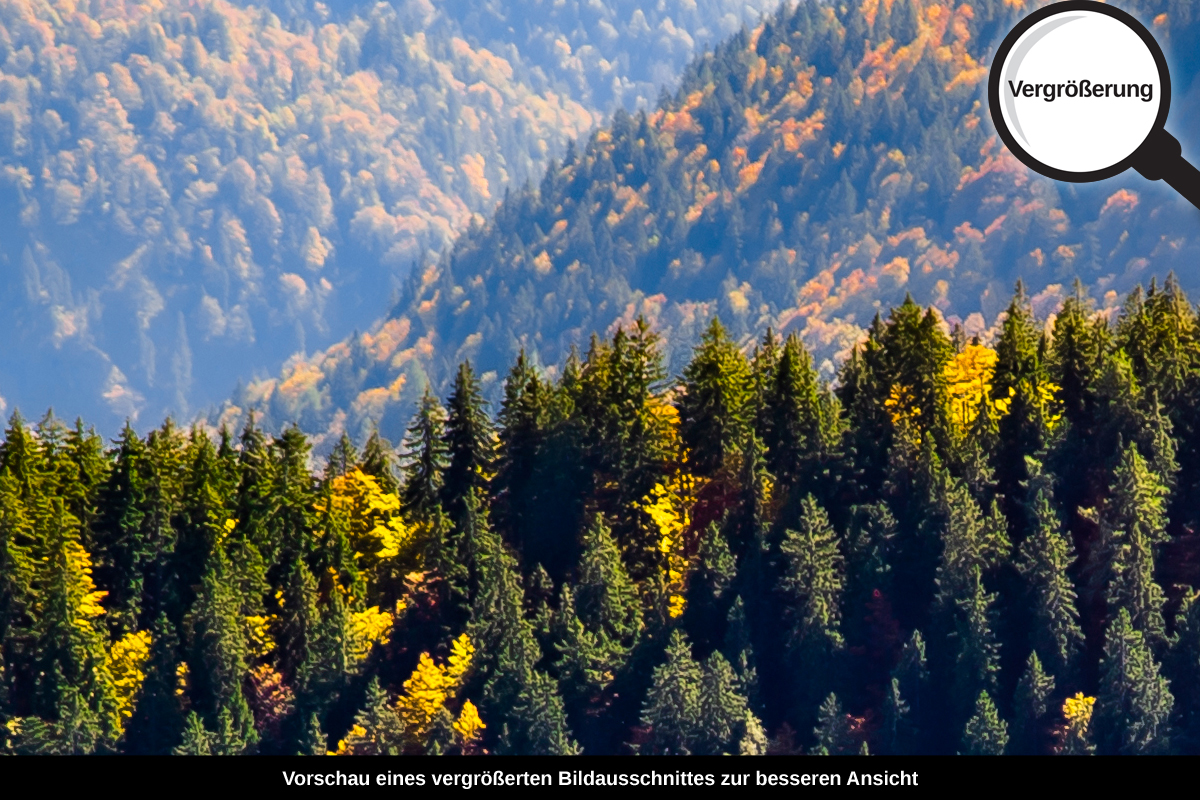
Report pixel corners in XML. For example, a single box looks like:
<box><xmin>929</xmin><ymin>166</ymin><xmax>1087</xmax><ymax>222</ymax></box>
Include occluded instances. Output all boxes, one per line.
<box><xmin>4</xmin><ymin>277</ymin><xmax>1200</xmax><ymax>755</ymax></box>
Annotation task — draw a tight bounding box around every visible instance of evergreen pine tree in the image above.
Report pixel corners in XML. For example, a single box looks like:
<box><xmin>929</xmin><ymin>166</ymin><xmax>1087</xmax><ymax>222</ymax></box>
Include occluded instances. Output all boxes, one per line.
<box><xmin>960</xmin><ymin>691</ymin><xmax>1008</xmax><ymax>755</ymax></box>
<box><xmin>780</xmin><ymin>495</ymin><xmax>845</xmax><ymax>718</ymax></box>
<box><xmin>1085</xmin><ymin>442</ymin><xmax>1170</xmax><ymax>642</ymax></box>
<box><xmin>173</xmin><ymin>711</ymin><xmax>214</xmax><ymax>755</ymax></box>
<box><xmin>575</xmin><ymin>515</ymin><xmax>641</xmax><ymax>653</ymax></box>
<box><xmin>1016</xmin><ymin>471</ymin><xmax>1083</xmax><ymax>678</ymax></box>
<box><xmin>441</xmin><ymin>361</ymin><xmax>494</xmax><ymax>523</ymax></box>
<box><xmin>991</xmin><ymin>283</ymin><xmax>1048</xmax><ymax>524</ymax></box>
<box><xmin>1011</xmin><ymin>651</ymin><xmax>1055</xmax><ymax>755</ymax></box>
<box><xmin>401</xmin><ymin>387</ymin><xmax>449</xmax><ymax>521</ymax></box>
<box><xmin>761</xmin><ymin>333</ymin><xmax>829</xmax><ymax>489</ymax></box>
<box><xmin>694</xmin><ymin>650</ymin><xmax>757</xmax><ymax>755</ymax></box>
<box><xmin>951</xmin><ymin>571</ymin><xmax>1001</xmax><ymax>725</ymax></box>
<box><xmin>811</xmin><ymin>693</ymin><xmax>854</xmax><ymax>755</ymax></box>
<box><xmin>1096</xmin><ymin>608</ymin><xmax>1173</xmax><ymax>755</ymax></box>
<box><xmin>184</xmin><ymin>545</ymin><xmax>256</xmax><ymax>751</ymax></box>
<box><xmin>300</xmin><ymin>712</ymin><xmax>326</xmax><ymax>756</ymax></box>
<box><xmin>640</xmin><ymin>629</ymin><xmax>702</xmax><ymax>755</ymax></box>
<box><xmin>678</xmin><ymin>317</ymin><xmax>751</xmax><ymax>477</ymax></box>
<box><xmin>359</xmin><ymin>430</ymin><xmax>399</xmax><ymax>496</ymax></box>
<box><xmin>342</xmin><ymin>676</ymin><xmax>404</xmax><ymax>755</ymax></box>
<box><xmin>124</xmin><ymin>614</ymin><xmax>184</xmax><ymax>754</ymax></box>
<box><xmin>1167</xmin><ymin>591</ymin><xmax>1200</xmax><ymax>751</ymax></box>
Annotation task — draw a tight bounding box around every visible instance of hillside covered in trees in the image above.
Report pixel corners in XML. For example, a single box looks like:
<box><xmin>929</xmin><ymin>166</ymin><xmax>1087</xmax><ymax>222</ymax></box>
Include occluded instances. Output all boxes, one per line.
<box><xmin>3</xmin><ymin>275</ymin><xmax>1200</xmax><ymax>755</ymax></box>
<box><xmin>0</xmin><ymin>0</ymin><xmax>779</xmax><ymax>430</ymax></box>
<box><xmin>229</xmin><ymin>0</ymin><xmax>1200</xmax><ymax>449</ymax></box>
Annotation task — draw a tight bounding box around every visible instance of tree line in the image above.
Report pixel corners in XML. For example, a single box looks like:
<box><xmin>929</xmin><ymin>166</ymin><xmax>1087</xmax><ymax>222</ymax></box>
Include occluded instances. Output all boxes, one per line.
<box><xmin>4</xmin><ymin>276</ymin><xmax>1200</xmax><ymax>755</ymax></box>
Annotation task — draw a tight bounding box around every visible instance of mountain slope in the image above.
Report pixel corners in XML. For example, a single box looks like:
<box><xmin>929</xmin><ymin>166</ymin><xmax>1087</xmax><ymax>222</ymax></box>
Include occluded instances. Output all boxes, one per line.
<box><xmin>230</xmin><ymin>0</ymin><xmax>1200</xmax><ymax>446</ymax></box>
<box><xmin>0</xmin><ymin>0</ymin><xmax>780</xmax><ymax>429</ymax></box>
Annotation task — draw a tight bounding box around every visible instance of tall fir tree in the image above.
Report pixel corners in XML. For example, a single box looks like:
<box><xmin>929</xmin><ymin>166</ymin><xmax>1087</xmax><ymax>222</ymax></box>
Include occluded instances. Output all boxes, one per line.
<box><xmin>441</xmin><ymin>361</ymin><xmax>494</xmax><ymax>523</ymax></box>
<box><xmin>640</xmin><ymin>629</ymin><xmax>702</xmax><ymax>755</ymax></box>
<box><xmin>401</xmin><ymin>387</ymin><xmax>449</xmax><ymax>522</ymax></box>
<box><xmin>779</xmin><ymin>495</ymin><xmax>845</xmax><ymax>723</ymax></box>
<box><xmin>678</xmin><ymin>317</ymin><xmax>751</xmax><ymax>477</ymax></box>
<box><xmin>1095</xmin><ymin>607</ymin><xmax>1173</xmax><ymax>755</ymax></box>
<box><xmin>960</xmin><ymin>690</ymin><xmax>1008</xmax><ymax>755</ymax></box>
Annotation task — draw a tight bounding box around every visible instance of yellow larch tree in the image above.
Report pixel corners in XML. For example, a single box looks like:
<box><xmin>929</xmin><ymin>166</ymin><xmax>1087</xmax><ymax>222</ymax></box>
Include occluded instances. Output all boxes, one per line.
<box><xmin>641</xmin><ymin>471</ymin><xmax>700</xmax><ymax>619</ymax></box>
<box><xmin>106</xmin><ymin>630</ymin><xmax>151</xmax><ymax>732</ymax></box>
<box><xmin>393</xmin><ymin>633</ymin><xmax>476</xmax><ymax>746</ymax></box>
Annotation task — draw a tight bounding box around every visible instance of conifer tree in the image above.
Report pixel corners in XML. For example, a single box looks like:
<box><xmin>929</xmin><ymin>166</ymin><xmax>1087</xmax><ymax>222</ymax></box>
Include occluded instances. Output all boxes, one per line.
<box><xmin>1096</xmin><ymin>608</ymin><xmax>1173</xmax><ymax>755</ymax></box>
<box><xmin>1050</xmin><ymin>282</ymin><xmax>1103</xmax><ymax>434</ymax></box>
<box><xmin>173</xmin><ymin>712</ymin><xmax>214</xmax><ymax>755</ymax></box>
<box><xmin>277</xmin><ymin>555</ymin><xmax>321</xmax><ymax>693</ymax></box>
<box><xmin>687</xmin><ymin>522</ymin><xmax>735</xmax><ymax>650</ymax></box>
<box><xmin>497</xmin><ymin>669</ymin><xmax>580</xmax><ymax>755</ymax></box>
<box><xmin>760</xmin><ymin>333</ymin><xmax>829</xmax><ymax>488</ymax></box>
<box><xmin>1011</xmin><ymin>651</ymin><xmax>1055</xmax><ymax>755</ymax></box>
<box><xmin>441</xmin><ymin>361</ymin><xmax>494</xmax><ymax>523</ymax></box>
<box><xmin>33</xmin><ymin>498</ymin><xmax>119</xmax><ymax>746</ymax></box>
<box><xmin>124</xmin><ymin>614</ymin><xmax>184</xmax><ymax>754</ymax></box>
<box><xmin>678</xmin><ymin>317</ymin><xmax>750</xmax><ymax>477</ymax></box>
<box><xmin>401</xmin><ymin>387</ymin><xmax>449</xmax><ymax>521</ymax></box>
<box><xmin>185</xmin><ymin>546</ymin><xmax>256</xmax><ymax>751</ymax></box>
<box><xmin>271</xmin><ymin>426</ymin><xmax>315</xmax><ymax>564</ymax></box>
<box><xmin>0</xmin><ymin>470</ymin><xmax>34</xmax><ymax>713</ymax></box>
<box><xmin>932</xmin><ymin>474</ymin><xmax>1009</xmax><ymax>613</ymax></box>
<box><xmin>960</xmin><ymin>691</ymin><xmax>1008</xmax><ymax>755</ymax></box>
<box><xmin>780</xmin><ymin>495</ymin><xmax>844</xmax><ymax>718</ymax></box>
<box><xmin>342</xmin><ymin>676</ymin><xmax>404</xmax><ymax>755</ymax></box>
<box><xmin>1167</xmin><ymin>592</ymin><xmax>1200</xmax><ymax>750</ymax></box>
<box><xmin>233</xmin><ymin>416</ymin><xmax>277</xmax><ymax>570</ymax></box>
<box><xmin>92</xmin><ymin>424</ymin><xmax>151</xmax><ymax>635</ymax></box>
<box><xmin>359</xmin><ymin>431</ymin><xmax>399</xmax><ymax>496</ymax></box>
<box><xmin>952</xmin><ymin>572</ymin><xmax>1001</xmax><ymax>725</ymax></box>
<box><xmin>723</xmin><ymin>596</ymin><xmax>759</xmax><ymax>712</ymax></box>
<box><xmin>991</xmin><ymin>284</ymin><xmax>1048</xmax><ymax>521</ymax></box>
<box><xmin>493</xmin><ymin>351</ymin><xmax>548</xmax><ymax>553</ymax></box>
<box><xmin>575</xmin><ymin>515</ymin><xmax>641</xmax><ymax>653</ymax></box>
<box><xmin>694</xmin><ymin>650</ymin><xmax>758</xmax><ymax>755</ymax></box>
<box><xmin>1085</xmin><ymin>442</ymin><xmax>1170</xmax><ymax>642</ymax></box>
<box><xmin>300</xmin><ymin>712</ymin><xmax>326</xmax><ymax>756</ymax></box>
<box><xmin>887</xmin><ymin>630</ymin><xmax>927</xmax><ymax>752</ymax></box>
<box><xmin>326</xmin><ymin>433</ymin><xmax>358</xmax><ymax>480</ymax></box>
<box><xmin>640</xmin><ymin>629</ymin><xmax>702</xmax><ymax>755</ymax></box>
<box><xmin>811</xmin><ymin>693</ymin><xmax>854</xmax><ymax>755</ymax></box>
<box><xmin>1016</xmin><ymin>473</ymin><xmax>1083</xmax><ymax>678</ymax></box>
<box><xmin>881</xmin><ymin>677</ymin><xmax>911</xmax><ymax>755</ymax></box>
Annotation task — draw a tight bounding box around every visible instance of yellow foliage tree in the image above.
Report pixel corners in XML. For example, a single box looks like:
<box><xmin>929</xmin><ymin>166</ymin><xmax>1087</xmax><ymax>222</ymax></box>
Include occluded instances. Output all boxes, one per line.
<box><xmin>316</xmin><ymin>468</ymin><xmax>414</xmax><ymax>563</ymax></box>
<box><xmin>944</xmin><ymin>344</ymin><xmax>999</xmax><ymax>429</ymax></box>
<box><xmin>106</xmin><ymin>630</ymin><xmax>151</xmax><ymax>731</ymax></box>
<box><xmin>394</xmin><ymin>634</ymin><xmax>475</xmax><ymax>745</ymax></box>
<box><xmin>347</xmin><ymin>604</ymin><xmax>399</xmax><ymax>667</ymax></box>
<box><xmin>452</xmin><ymin>699</ymin><xmax>485</xmax><ymax>753</ymax></box>
<box><xmin>1054</xmin><ymin>693</ymin><xmax>1096</xmax><ymax>755</ymax></box>
<box><xmin>641</xmin><ymin>473</ymin><xmax>698</xmax><ymax>619</ymax></box>
<box><xmin>314</xmin><ymin>467</ymin><xmax>418</xmax><ymax>603</ymax></box>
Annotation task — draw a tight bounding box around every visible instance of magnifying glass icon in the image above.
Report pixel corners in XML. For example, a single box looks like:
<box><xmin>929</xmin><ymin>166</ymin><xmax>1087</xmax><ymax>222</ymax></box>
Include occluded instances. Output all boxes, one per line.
<box><xmin>989</xmin><ymin>0</ymin><xmax>1200</xmax><ymax>210</ymax></box>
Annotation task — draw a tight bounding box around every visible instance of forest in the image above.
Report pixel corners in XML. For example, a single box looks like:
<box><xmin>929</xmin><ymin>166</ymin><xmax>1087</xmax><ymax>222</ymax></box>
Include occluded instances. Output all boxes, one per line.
<box><xmin>241</xmin><ymin>0</ymin><xmax>1200</xmax><ymax>453</ymax></box>
<box><xmin>3</xmin><ymin>276</ymin><xmax>1199</xmax><ymax>755</ymax></box>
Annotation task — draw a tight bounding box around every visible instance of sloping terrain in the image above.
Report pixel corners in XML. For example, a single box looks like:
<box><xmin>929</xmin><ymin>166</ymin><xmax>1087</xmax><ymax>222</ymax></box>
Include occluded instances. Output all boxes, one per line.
<box><xmin>230</xmin><ymin>0</ymin><xmax>1200</xmax><ymax>446</ymax></box>
<box><xmin>0</xmin><ymin>0</ymin><xmax>779</xmax><ymax>429</ymax></box>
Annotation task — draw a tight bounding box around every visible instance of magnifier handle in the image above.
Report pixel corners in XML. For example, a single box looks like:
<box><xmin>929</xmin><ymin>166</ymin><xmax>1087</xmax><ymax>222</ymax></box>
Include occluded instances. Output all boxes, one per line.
<box><xmin>1133</xmin><ymin>129</ymin><xmax>1200</xmax><ymax>211</ymax></box>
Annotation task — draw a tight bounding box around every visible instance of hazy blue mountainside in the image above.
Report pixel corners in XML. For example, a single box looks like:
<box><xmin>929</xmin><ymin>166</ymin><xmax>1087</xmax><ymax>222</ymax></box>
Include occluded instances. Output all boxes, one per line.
<box><xmin>224</xmin><ymin>0</ymin><xmax>1200</xmax><ymax>448</ymax></box>
<box><xmin>0</xmin><ymin>0</ymin><xmax>777</xmax><ymax>431</ymax></box>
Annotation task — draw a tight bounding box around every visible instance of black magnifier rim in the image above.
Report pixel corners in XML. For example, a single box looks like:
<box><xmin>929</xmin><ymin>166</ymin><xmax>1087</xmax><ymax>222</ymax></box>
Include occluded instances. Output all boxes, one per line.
<box><xmin>988</xmin><ymin>0</ymin><xmax>1171</xmax><ymax>183</ymax></box>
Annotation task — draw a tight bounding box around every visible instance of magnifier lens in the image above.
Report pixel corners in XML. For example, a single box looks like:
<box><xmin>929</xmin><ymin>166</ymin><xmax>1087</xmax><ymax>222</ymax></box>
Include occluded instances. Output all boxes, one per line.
<box><xmin>998</xmin><ymin>10</ymin><xmax>1163</xmax><ymax>176</ymax></box>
